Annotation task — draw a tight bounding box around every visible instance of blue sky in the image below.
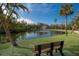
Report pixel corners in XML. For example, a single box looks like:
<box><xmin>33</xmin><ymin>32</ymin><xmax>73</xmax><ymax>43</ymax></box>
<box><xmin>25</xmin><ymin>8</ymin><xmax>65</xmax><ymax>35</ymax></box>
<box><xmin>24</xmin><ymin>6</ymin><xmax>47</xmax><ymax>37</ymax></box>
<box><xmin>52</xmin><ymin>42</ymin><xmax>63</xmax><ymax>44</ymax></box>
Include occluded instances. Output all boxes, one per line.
<box><xmin>17</xmin><ymin>3</ymin><xmax>79</xmax><ymax>25</ymax></box>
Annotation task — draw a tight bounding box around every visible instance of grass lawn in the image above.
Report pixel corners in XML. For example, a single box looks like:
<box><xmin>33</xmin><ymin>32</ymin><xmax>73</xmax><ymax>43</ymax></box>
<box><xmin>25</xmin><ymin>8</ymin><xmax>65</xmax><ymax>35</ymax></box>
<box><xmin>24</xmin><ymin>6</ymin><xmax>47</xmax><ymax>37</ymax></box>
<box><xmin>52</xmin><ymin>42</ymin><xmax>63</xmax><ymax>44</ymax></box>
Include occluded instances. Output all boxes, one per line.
<box><xmin>0</xmin><ymin>31</ymin><xmax>79</xmax><ymax>56</ymax></box>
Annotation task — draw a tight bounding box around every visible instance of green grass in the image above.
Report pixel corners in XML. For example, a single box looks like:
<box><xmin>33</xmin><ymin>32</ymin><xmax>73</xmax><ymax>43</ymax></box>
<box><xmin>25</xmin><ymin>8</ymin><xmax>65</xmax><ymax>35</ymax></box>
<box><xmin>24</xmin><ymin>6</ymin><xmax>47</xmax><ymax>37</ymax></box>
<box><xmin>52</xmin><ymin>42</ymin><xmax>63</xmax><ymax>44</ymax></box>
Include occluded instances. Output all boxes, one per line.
<box><xmin>0</xmin><ymin>31</ymin><xmax>79</xmax><ymax>56</ymax></box>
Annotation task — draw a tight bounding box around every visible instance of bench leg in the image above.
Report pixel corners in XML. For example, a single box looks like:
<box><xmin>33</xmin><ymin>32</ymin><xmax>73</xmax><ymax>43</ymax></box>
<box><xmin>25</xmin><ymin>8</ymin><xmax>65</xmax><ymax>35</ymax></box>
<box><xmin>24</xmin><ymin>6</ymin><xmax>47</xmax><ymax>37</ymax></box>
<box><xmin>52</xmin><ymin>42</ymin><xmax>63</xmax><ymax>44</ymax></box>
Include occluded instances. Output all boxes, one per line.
<box><xmin>47</xmin><ymin>51</ymin><xmax>49</xmax><ymax>55</ymax></box>
<box><xmin>36</xmin><ymin>53</ymin><xmax>41</xmax><ymax>56</ymax></box>
<box><xmin>38</xmin><ymin>52</ymin><xmax>41</xmax><ymax>56</ymax></box>
<box><xmin>55</xmin><ymin>49</ymin><xmax>58</xmax><ymax>53</ymax></box>
<box><xmin>58</xmin><ymin>49</ymin><xmax>64</xmax><ymax>56</ymax></box>
<box><xmin>35</xmin><ymin>52</ymin><xmax>41</xmax><ymax>56</ymax></box>
<box><xmin>35</xmin><ymin>53</ymin><xmax>41</xmax><ymax>56</ymax></box>
<box><xmin>50</xmin><ymin>50</ymin><xmax>53</xmax><ymax>56</ymax></box>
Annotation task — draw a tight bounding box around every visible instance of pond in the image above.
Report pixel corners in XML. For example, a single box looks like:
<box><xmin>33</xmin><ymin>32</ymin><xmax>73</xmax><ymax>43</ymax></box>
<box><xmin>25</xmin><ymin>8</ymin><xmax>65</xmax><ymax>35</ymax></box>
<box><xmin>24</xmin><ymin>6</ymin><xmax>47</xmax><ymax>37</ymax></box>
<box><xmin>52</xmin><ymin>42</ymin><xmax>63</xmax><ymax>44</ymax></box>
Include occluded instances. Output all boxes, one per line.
<box><xmin>16</xmin><ymin>31</ymin><xmax>65</xmax><ymax>40</ymax></box>
<box><xmin>0</xmin><ymin>31</ymin><xmax>65</xmax><ymax>42</ymax></box>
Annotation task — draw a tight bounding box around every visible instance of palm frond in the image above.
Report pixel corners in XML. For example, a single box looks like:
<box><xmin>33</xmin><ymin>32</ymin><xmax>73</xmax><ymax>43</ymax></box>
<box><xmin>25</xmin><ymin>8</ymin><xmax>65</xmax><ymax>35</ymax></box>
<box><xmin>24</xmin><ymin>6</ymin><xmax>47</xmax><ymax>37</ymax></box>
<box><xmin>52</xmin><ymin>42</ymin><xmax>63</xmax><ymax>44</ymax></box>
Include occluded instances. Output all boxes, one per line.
<box><xmin>60</xmin><ymin>4</ymin><xmax>73</xmax><ymax>16</ymax></box>
<box><xmin>18</xmin><ymin>4</ymin><xmax>29</xmax><ymax>13</ymax></box>
<box><xmin>12</xmin><ymin>10</ymin><xmax>19</xmax><ymax>18</ymax></box>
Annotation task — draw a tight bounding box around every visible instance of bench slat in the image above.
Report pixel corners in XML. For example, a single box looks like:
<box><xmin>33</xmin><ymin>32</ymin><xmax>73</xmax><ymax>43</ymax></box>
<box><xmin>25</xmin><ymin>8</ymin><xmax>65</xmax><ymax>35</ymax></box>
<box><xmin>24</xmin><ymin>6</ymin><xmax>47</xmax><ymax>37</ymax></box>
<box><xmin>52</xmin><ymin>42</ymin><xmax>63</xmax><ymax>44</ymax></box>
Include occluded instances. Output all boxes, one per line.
<box><xmin>34</xmin><ymin>41</ymin><xmax>64</xmax><ymax>56</ymax></box>
<box><xmin>35</xmin><ymin>43</ymin><xmax>50</xmax><ymax>51</ymax></box>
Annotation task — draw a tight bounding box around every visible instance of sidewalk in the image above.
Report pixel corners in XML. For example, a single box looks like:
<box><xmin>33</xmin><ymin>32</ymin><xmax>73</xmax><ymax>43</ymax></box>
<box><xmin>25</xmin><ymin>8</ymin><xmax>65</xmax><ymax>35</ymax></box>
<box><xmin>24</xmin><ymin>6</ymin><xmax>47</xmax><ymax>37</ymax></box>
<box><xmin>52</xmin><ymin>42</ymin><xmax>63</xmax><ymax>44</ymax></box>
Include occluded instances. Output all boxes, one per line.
<box><xmin>73</xmin><ymin>31</ymin><xmax>79</xmax><ymax>34</ymax></box>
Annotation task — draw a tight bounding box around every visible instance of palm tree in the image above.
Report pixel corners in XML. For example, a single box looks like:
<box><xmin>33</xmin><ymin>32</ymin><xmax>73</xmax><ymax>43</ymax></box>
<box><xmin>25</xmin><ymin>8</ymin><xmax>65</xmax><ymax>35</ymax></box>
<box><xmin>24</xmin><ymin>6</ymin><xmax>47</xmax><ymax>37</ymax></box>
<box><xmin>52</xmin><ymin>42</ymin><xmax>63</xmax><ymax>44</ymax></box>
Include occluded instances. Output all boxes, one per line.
<box><xmin>71</xmin><ymin>15</ymin><xmax>79</xmax><ymax>33</ymax></box>
<box><xmin>0</xmin><ymin>3</ymin><xmax>29</xmax><ymax>46</ymax></box>
<box><xmin>60</xmin><ymin>4</ymin><xmax>73</xmax><ymax>36</ymax></box>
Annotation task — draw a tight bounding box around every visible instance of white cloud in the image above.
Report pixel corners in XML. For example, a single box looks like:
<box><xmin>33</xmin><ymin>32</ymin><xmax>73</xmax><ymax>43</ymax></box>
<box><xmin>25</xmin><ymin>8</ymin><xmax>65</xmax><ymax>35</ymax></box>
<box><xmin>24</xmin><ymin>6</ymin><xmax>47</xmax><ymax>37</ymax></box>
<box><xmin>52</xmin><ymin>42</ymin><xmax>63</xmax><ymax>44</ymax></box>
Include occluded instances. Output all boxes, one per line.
<box><xmin>1</xmin><ymin>5</ymin><xmax>9</xmax><ymax>15</ymax></box>
<box><xmin>3</xmin><ymin>10</ymin><xmax>7</xmax><ymax>14</ymax></box>
<box><xmin>2</xmin><ymin>5</ymin><xmax>5</xmax><ymax>10</ymax></box>
<box><xmin>17</xmin><ymin>17</ymin><xmax>37</xmax><ymax>24</ymax></box>
<box><xmin>1</xmin><ymin>5</ymin><xmax>7</xmax><ymax>15</ymax></box>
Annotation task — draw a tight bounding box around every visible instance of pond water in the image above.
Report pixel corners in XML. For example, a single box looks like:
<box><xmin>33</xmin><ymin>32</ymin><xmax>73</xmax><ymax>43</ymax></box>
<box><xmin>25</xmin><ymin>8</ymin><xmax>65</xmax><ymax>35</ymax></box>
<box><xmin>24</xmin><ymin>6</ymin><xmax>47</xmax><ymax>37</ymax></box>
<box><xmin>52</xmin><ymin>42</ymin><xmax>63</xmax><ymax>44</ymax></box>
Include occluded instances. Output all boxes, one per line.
<box><xmin>0</xmin><ymin>31</ymin><xmax>65</xmax><ymax>42</ymax></box>
<box><xmin>16</xmin><ymin>31</ymin><xmax>65</xmax><ymax>40</ymax></box>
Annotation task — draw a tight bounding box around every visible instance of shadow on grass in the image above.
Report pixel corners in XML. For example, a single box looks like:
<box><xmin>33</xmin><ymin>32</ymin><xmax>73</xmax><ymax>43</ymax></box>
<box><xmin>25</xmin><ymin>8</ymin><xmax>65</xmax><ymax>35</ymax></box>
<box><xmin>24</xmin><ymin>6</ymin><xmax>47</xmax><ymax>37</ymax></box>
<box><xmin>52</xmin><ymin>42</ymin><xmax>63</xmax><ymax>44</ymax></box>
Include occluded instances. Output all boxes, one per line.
<box><xmin>0</xmin><ymin>44</ymin><xmax>10</xmax><ymax>50</ymax></box>
<box><xmin>15</xmin><ymin>46</ymin><xmax>76</xmax><ymax>56</ymax></box>
<box><xmin>16</xmin><ymin>45</ymin><xmax>33</xmax><ymax>50</ymax></box>
<box><xmin>65</xmin><ymin>45</ymin><xmax>79</xmax><ymax>56</ymax></box>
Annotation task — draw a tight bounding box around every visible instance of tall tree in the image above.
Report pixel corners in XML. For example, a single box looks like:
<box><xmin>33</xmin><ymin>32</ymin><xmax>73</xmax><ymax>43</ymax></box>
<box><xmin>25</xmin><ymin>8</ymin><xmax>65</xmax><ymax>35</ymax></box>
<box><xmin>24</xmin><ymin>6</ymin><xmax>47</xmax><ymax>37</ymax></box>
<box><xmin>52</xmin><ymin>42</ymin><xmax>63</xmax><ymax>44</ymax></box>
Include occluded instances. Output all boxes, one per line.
<box><xmin>0</xmin><ymin>3</ymin><xmax>29</xmax><ymax>46</ymax></box>
<box><xmin>71</xmin><ymin>15</ymin><xmax>79</xmax><ymax>32</ymax></box>
<box><xmin>60</xmin><ymin>4</ymin><xmax>73</xmax><ymax>36</ymax></box>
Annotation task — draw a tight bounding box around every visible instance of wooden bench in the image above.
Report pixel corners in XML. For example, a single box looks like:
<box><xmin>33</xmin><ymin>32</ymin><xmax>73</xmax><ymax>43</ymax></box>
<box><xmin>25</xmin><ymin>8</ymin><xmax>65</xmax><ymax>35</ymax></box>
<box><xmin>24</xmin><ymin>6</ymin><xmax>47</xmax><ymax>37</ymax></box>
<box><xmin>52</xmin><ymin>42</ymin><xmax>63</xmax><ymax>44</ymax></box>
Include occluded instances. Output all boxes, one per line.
<box><xmin>34</xmin><ymin>41</ymin><xmax>64</xmax><ymax>56</ymax></box>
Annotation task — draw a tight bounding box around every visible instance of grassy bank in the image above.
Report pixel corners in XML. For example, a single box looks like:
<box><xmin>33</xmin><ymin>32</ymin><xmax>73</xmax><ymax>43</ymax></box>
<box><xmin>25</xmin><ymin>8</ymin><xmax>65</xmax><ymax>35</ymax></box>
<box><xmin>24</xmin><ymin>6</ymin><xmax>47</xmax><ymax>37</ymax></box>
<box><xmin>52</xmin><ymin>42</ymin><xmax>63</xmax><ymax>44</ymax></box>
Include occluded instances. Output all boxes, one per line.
<box><xmin>0</xmin><ymin>31</ymin><xmax>79</xmax><ymax>56</ymax></box>
<box><xmin>49</xmin><ymin>29</ymin><xmax>72</xmax><ymax>32</ymax></box>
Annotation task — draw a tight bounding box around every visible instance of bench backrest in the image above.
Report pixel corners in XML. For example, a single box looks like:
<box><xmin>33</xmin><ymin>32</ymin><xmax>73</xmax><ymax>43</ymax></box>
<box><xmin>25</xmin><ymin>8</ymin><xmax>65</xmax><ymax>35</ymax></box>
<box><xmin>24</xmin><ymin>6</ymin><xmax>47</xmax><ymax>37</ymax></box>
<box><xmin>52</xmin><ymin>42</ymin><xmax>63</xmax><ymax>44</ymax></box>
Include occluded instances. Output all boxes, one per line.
<box><xmin>35</xmin><ymin>41</ymin><xmax>64</xmax><ymax>53</ymax></box>
<box><xmin>50</xmin><ymin>41</ymin><xmax>64</xmax><ymax>49</ymax></box>
<box><xmin>35</xmin><ymin>43</ymin><xmax>50</xmax><ymax>52</ymax></box>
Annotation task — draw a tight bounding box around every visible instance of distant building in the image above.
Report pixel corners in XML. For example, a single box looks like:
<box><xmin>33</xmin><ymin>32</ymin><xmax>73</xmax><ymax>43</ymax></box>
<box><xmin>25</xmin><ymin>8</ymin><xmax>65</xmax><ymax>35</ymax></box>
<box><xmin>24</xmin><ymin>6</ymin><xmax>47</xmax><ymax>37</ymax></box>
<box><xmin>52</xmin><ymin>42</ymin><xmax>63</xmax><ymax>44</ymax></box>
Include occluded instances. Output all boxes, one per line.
<box><xmin>41</xmin><ymin>25</ymin><xmax>48</xmax><ymax>30</ymax></box>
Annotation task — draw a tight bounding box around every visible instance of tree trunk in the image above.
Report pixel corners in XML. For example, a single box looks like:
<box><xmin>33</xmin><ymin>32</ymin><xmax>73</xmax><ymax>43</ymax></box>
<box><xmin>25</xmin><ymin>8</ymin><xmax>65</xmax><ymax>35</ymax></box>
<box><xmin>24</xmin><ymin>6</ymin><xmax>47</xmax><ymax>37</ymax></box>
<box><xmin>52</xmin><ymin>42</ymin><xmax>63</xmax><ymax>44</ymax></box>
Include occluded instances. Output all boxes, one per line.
<box><xmin>65</xmin><ymin>15</ymin><xmax>68</xmax><ymax>36</ymax></box>
<box><xmin>2</xmin><ymin>20</ymin><xmax>18</xmax><ymax>46</ymax></box>
<box><xmin>0</xmin><ymin>4</ymin><xmax>18</xmax><ymax>46</ymax></box>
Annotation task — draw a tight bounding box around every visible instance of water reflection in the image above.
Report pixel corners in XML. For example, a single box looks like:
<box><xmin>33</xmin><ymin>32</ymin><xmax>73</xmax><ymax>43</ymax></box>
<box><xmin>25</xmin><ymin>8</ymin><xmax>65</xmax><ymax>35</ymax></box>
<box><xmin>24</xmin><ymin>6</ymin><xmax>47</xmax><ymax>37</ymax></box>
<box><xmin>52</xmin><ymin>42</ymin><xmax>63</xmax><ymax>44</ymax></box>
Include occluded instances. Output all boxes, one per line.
<box><xmin>0</xmin><ymin>31</ymin><xmax>65</xmax><ymax>43</ymax></box>
<box><xmin>16</xmin><ymin>31</ymin><xmax>65</xmax><ymax>40</ymax></box>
